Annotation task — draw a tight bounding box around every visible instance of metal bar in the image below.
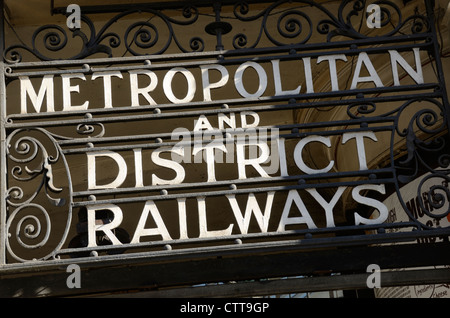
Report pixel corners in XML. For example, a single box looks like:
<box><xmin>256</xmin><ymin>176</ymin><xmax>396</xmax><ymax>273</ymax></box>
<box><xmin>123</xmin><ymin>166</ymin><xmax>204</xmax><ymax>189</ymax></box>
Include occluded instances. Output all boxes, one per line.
<box><xmin>72</xmin><ymin>167</ymin><xmax>394</xmax><ymax>198</ymax></box>
<box><xmin>51</xmin><ymin>0</ymin><xmax>314</xmax><ymax>15</ymax></box>
<box><xmin>61</xmin><ymin>221</ymin><xmax>420</xmax><ymax>256</ymax></box>
<box><xmin>95</xmin><ymin>268</ymin><xmax>450</xmax><ymax>298</ymax></box>
<box><xmin>4</xmin><ymin>33</ymin><xmax>433</xmax><ymax>70</ymax></box>
<box><xmin>425</xmin><ymin>0</ymin><xmax>450</xmax><ymax>132</ymax></box>
<box><xmin>61</xmin><ymin>125</ymin><xmax>394</xmax><ymax>154</ymax></box>
<box><xmin>1</xmin><ymin>229</ymin><xmax>448</xmax><ymax>274</ymax></box>
<box><xmin>0</xmin><ymin>0</ymin><xmax>6</xmax><ymax>266</ymax></box>
<box><xmin>4</xmin><ymin>40</ymin><xmax>433</xmax><ymax>77</ymax></box>
<box><xmin>6</xmin><ymin>88</ymin><xmax>440</xmax><ymax>123</ymax></box>
<box><xmin>55</xmin><ymin>225</ymin><xmax>450</xmax><ymax>260</ymax></box>
<box><xmin>71</xmin><ymin>177</ymin><xmax>397</xmax><ymax>207</ymax></box>
<box><xmin>87</xmin><ymin>42</ymin><xmax>437</xmax><ymax>73</ymax></box>
<box><xmin>5</xmin><ymin>85</ymin><xmax>439</xmax><ymax>127</ymax></box>
<box><xmin>54</xmin><ymin>121</ymin><xmax>394</xmax><ymax>147</ymax></box>
<box><xmin>1</xmin><ymin>242</ymin><xmax>449</xmax><ymax>297</ymax></box>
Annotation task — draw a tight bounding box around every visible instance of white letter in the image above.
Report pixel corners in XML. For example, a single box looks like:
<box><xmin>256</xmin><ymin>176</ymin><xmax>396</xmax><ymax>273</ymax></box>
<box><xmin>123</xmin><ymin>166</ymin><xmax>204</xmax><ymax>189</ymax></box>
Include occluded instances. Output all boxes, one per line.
<box><xmin>92</xmin><ymin>71</ymin><xmax>123</xmax><ymax>108</ymax></box>
<box><xmin>342</xmin><ymin>131</ymin><xmax>378</xmax><ymax>170</ymax></box>
<box><xmin>20</xmin><ymin>75</ymin><xmax>54</xmax><ymax>114</ymax></box>
<box><xmin>271</xmin><ymin>59</ymin><xmax>301</xmax><ymax>96</ymax></box>
<box><xmin>87</xmin><ymin>151</ymin><xmax>127</xmax><ymax>190</ymax></box>
<box><xmin>200</xmin><ymin>64</ymin><xmax>229</xmax><ymax>101</ymax></box>
<box><xmin>236</xmin><ymin>138</ymin><xmax>270</xmax><ymax>179</ymax></box>
<box><xmin>87</xmin><ymin>204</ymin><xmax>123</xmax><ymax>247</ymax></box>
<box><xmin>193</xmin><ymin>139</ymin><xmax>227</xmax><ymax>182</ymax></box>
<box><xmin>317</xmin><ymin>54</ymin><xmax>347</xmax><ymax>91</ymax></box>
<box><xmin>306</xmin><ymin>186</ymin><xmax>346</xmax><ymax>228</ymax></box>
<box><xmin>227</xmin><ymin>192</ymin><xmax>275</xmax><ymax>234</ymax></box>
<box><xmin>129</xmin><ymin>69</ymin><xmax>158</xmax><ymax>106</ymax></box>
<box><xmin>350</xmin><ymin>52</ymin><xmax>383</xmax><ymax>89</ymax></box>
<box><xmin>133</xmin><ymin>148</ymin><xmax>144</xmax><ymax>187</ymax></box>
<box><xmin>278</xmin><ymin>137</ymin><xmax>289</xmax><ymax>177</ymax></box>
<box><xmin>234</xmin><ymin>61</ymin><xmax>267</xmax><ymax>98</ymax></box>
<box><xmin>240</xmin><ymin>111</ymin><xmax>260</xmax><ymax>128</ymax></box>
<box><xmin>389</xmin><ymin>48</ymin><xmax>424</xmax><ymax>86</ymax></box>
<box><xmin>163</xmin><ymin>67</ymin><xmax>196</xmax><ymax>104</ymax></box>
<box><xmin>151</xmin><ymin>146</ymin><xmax>186</xmax><ymax>185</ymax></box>
<box><xmin>197</xmin><ymin>197</ymin><xmax>233</xmax><ymax>238</ymax></box>
<box><xmin>352</xmin><ymin>184</ymin><xmax>388</xmax><ymax>225</ymax></box>
<box><xmin>131</xmin><ymin>200</ymin><xmax>172</xmax><ymax>243</ymax></box>
<box><xmin>218</xmin><ymin>113</ymin><xmax>236</xmax><ymax>129</ymax></box>
<box><xmin>61</xmin><ymin>73</ymin><xmax>89</xmax><ymax>111</ymax></box>
<box><xmin>277</xmin><ymin>190</ymin><xmax>317</xmax><ymax>231</ymax></box>
<box><xmin>193</xmin><ymin>115</ymin><xmax>215</xmax><ymax>131</ymax></box>
<box><xmin>177</xmin><ymin>198</ymin><xmax>189</xmax><ymax>240</ymax></box>
<box><xmin>302</xmin><ymin>57</ymin><xmax>315</xmax><ymax>94</ymax></box>
<box><xmin>294</xmin><ymin>135</ymin><xmax>334</xmax><ymax>174</ymax></box>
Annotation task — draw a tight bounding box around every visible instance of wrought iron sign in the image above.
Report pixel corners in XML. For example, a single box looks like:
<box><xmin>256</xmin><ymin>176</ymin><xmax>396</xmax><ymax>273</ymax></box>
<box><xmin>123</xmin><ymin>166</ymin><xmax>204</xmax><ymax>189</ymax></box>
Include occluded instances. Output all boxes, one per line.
<box><xmin>0</xmin><ymin>0</ymin><xmax>449</xmax><ymax>279</ymax></box>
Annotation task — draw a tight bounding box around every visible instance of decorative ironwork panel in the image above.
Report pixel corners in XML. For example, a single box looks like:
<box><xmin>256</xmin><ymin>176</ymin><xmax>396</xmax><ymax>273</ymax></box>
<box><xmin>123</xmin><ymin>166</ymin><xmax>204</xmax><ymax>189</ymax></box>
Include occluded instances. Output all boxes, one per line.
<box><xmin>0</xmin><ymin>0</ymin><xmax>449</xmax><ymax>276</ymax></box>
<box><xmin>3</xmin><ymin>0</ymin><xmax>434</xmax><ymax>61</ymax></box>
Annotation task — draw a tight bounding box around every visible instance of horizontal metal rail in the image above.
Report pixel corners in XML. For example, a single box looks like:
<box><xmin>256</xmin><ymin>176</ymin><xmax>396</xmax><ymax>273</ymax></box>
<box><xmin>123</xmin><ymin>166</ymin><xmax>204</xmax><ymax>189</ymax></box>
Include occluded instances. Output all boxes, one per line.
<box><xmin>4</xmin><ymin>33</ymin><xmax>433</xmax><ymax>70</ymax></box>
<box><xmin>73</xmin><ymin>167</ymin><xmax>394</xmax><ymax>198</ymax></box>
<box><xmin>109</xmin><ymin>268</ymin><xmax>450</xmax><ymax>298</ymax></box>
<box><xmin>5</xmin><ymin>87</ymin><xmax>440</xmax><ymax>127</ymax></box>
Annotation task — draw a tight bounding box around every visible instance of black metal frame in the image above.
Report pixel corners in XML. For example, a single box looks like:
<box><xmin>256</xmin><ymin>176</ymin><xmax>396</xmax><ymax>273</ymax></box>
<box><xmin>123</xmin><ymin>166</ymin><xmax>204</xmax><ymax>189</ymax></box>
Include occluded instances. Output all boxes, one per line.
<box><xmin>0</xmin><ymin>0</ymin><xmax>449</xmax><ymax>297</ymax></box>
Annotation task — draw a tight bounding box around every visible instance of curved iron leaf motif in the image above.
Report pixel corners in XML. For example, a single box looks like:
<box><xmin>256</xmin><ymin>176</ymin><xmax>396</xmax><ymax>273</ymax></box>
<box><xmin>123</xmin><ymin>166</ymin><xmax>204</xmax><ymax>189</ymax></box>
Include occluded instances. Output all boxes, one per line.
<box><xmin>393</xmin><ymin>100</ymin><xmax>449</xmax><ymax>228</ymax></box>
<box><xmin>232</xmin><ymin>0</ymin><xmax>429</xmax><ymax>49</ymax></box>
<box><xmin>45</xmin><ymin>122</ymin><xmax>106</xmax><ymax>141</ymax></box>
<box><xmin>395</xmin><ymin>99</ymin><xmax>447</xmax><ymax>180</ymax></box>
<box><xmin>5</xmin><ymin>129</ymin><xmax>73</xmax><ymax>262</ymax></box>
<box><xmin>417</xmin><ymin>172</ymin><xmax>450</xmax><ymax>220</ymax></box>
<box><xmin>4</xmin><ymin>6</ymin><xmax>201</xmax><ymax>62</ymax></box>
<box><xmin>345</xmin><ymin>97</ymin><xmax>449</xmax><ymax>228</ymax></box>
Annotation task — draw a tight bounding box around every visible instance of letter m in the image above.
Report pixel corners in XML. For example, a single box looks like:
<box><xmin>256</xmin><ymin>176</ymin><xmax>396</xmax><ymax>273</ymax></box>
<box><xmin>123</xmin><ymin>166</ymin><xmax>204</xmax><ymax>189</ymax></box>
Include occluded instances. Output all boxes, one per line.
<box><xmin>20</xmin><ymin>75</ymin><xmax>55</xmax><ymax>114</ymax></box>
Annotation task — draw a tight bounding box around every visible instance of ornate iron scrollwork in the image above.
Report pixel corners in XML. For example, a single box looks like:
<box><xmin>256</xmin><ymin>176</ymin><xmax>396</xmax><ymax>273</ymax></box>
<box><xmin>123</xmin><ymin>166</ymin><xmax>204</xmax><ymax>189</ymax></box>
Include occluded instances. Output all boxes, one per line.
<box><xmin>5</xmin><ymin>129</ymin><xmax>73</xmax><ymax>262</ymax></box>
<box><xmin>346</xmin><ymin>97</ymin><xmax>450</xmax><ymax>228</ymax></box>
<box><xmin>4</xmin><ymin>6</ymin><xmax>202</xmax><ymax>62</ymax></box>
<box><xmin>3</xmin><ymin>0</ymin><xmax>430</xmax><ymax>62</ymax></box>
